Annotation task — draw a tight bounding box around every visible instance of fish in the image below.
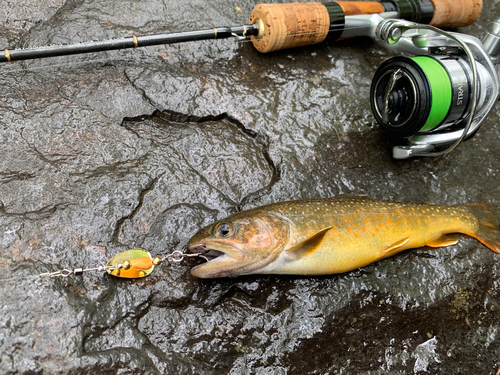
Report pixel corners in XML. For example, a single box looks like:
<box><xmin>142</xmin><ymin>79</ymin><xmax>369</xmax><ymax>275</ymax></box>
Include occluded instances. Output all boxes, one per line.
<box><xmin>187</xmin><ymin>197</ymin><xmax>500</xmax><ymax>278</ymax></box>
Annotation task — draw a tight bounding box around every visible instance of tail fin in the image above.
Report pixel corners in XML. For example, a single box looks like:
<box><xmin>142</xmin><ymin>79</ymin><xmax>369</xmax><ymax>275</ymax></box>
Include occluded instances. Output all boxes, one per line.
<box><xmin>461</xmin><ymin>203</ymin><xmax>500</xmax><ymax>254</ymax></box>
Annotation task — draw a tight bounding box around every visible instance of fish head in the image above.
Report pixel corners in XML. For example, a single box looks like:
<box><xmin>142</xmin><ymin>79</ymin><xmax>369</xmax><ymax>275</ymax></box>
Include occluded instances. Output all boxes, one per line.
<box><xmin>188</xmin><ymin>211</ymin><xmax>289</xmax><ymax>278</ymax></box>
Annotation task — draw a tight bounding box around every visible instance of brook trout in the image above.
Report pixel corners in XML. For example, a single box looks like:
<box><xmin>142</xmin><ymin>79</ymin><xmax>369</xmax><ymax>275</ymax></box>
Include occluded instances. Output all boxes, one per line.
<box><xmin>188</xmin><ymin>198</ymin><xmax>500</xmax><ymax>278</ymax></box>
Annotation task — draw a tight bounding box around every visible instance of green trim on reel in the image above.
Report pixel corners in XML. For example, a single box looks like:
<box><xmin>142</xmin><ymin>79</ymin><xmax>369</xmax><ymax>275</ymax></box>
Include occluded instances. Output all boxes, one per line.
<box><xmin>411</xmin><ymin>56</ymin><xmax>453</xmax><ymax>132</ymax></box>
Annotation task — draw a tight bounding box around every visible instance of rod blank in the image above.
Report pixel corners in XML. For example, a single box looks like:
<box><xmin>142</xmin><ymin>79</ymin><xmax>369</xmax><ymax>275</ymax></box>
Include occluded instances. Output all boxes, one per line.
<box><xmin>1</xmin><ymin>24</ymin><xmax>259</xmax><ymax>63</ymax></box>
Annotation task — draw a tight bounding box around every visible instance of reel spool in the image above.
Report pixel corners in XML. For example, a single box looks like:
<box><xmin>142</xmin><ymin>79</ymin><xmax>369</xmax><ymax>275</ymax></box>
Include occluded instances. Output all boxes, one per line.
<box><xmin>371</xmin><ymin>55</ymin><xmax>471</xmax><ymax>138</ymax></box>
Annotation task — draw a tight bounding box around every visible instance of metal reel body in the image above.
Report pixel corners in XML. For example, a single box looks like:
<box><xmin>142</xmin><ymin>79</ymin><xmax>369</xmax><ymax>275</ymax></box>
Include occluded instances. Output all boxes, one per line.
<box><xmin>368</xmin><ymin>16</ymin><xmax>500</xmax><ymax>158</ymax></box>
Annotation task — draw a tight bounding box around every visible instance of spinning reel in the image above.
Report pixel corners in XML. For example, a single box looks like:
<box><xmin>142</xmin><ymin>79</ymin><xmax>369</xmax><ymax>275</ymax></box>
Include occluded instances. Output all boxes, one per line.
<box><xmin>369</xmin><ymin>16</ymin><xmax>500</xmax><ymax>158</ymax></box>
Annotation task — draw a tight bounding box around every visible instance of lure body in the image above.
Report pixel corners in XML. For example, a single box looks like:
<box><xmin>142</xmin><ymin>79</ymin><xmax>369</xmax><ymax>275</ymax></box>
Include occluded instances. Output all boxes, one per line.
<box><xmin>188</xmin><ymin>198</ymin><xmax>500</xmax><ymax>278</ymax></box>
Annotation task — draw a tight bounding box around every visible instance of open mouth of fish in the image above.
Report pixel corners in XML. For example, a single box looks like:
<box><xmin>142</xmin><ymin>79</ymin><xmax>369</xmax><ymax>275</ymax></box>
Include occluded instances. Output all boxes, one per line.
<box><xmin>188</xmin><ymin>241</ymin><xmax>248</xmax><ymax>278</ymax></box>
<box><xmin>189</xmin><ymin>244</ymin><xmax>228</xmax><ymax>262</ymax></box>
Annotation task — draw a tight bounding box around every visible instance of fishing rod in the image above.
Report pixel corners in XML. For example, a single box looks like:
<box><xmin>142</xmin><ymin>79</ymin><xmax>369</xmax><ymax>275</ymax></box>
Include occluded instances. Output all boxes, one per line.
<box><xmin>1</xmin><ymin>0</ymin><xmax>492</xmax><ymax>158</ymax></box>
<box><xmin>0</xmin><ymin>0</ymin><xmax>481</xmax><ymax>62</ymax></box>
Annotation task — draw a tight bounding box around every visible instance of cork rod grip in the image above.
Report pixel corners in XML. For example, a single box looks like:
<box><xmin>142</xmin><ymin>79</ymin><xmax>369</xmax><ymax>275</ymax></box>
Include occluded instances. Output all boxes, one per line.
<box><xmin>249</xmin><ymin>2</ymin><xmax>330</xmax><ymax>53</ymax></box>
<box><xmin>249</xmin><ymin>2</ymin><xmax>384</xmax><ymax>53</ymax></box>
<box><xmin>429</xmin><ymin>0</ymin><xmax>482</xmax><ymax>28</ymax></box>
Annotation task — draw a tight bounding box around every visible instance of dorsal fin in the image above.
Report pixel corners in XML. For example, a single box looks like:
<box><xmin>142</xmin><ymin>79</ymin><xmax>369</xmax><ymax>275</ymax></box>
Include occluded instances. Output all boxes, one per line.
<box><xmin>335</xmin><ymin>194</ymin><xmax>371</xmax><ymax>200</ymax></box>
<box><xmin>286</xmin><ymin>227</ymin><xmax>332</xmax><ymax>261</ymax></box>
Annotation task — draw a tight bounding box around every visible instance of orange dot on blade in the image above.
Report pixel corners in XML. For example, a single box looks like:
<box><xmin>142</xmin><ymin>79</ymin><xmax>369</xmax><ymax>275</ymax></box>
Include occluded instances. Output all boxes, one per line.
<box><xmin>130</xmin><ymin>256</ymin><xmax>154</xmax><ymax>270</ymax></box>
<box><xmin>118</xmin><ymin>268</ymin><xmax>150</xmax><ymax>278</ymax></box>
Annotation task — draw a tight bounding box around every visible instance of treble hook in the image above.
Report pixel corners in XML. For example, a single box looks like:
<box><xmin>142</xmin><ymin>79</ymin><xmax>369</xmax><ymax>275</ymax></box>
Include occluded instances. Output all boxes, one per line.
<box><xmin>165</xmin><ymin>250</ymin><xmax>209</xmax><ymax>263</ymax></box>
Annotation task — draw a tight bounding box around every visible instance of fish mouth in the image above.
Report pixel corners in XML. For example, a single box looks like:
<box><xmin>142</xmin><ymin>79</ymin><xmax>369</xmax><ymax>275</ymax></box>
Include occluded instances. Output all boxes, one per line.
<box><xmin>187</xmin><ymin>241</ymin><xmax>248</xmax><ymax>278</ymax></box>
<box><xmin>189</xmin><ymin>244</ymin><xmax>227</xmax><ymax>261</ymax></box>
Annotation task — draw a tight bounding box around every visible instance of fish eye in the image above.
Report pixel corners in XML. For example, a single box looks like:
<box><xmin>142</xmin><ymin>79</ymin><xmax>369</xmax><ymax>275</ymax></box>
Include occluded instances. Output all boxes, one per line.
<box><xmin>215</xmin><ymin>222</ymin><xmax>234</xmax><ymax>237</ymax></box>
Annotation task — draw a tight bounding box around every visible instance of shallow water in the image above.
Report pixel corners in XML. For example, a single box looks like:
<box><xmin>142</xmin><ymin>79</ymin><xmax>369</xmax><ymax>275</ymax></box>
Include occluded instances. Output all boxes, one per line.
<box><xmin>1</xmin><ymin>0</ymin><xmax>500</xmax><ymax>373</ymax></box>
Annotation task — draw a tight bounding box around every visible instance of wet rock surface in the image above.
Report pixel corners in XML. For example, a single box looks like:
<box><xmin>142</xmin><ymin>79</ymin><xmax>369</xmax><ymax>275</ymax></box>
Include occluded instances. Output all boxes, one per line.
<box><xmin>1</xmin><ymin>0</ymin><xmax>500</xmax><ymax>373</ymax></box>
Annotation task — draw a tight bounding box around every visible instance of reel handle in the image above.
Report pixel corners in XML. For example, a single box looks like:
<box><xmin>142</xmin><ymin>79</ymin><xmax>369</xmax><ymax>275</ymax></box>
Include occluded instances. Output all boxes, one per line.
<box><xmin>249</xmin><ymin>0</ymin><xmax>483</xmax><ymax>53</ymax></box>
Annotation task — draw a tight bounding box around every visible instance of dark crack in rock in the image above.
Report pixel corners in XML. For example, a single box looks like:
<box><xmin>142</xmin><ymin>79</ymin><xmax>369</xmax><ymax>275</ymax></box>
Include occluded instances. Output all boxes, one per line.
<box><xmin>2</xmin><ymin>0</ymin><xmax>500</xmax><ymax>374</ymax></box>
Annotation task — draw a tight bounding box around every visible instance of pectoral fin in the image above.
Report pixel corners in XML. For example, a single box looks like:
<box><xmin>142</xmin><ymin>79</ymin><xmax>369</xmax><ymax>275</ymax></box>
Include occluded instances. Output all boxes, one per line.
<box><xmin>286</xmin><ymin>227</ymin><xmax>331</xmax><ymax>261</ymax></box>
<box><xmin>381</xmin><ymin>237</ymin><xmax>410</xmax><ymax>256</ymax></box>
<box><xmin>425</xmin><ymin>234</ymin><xmax>459</xmax><ymax>248</ymax></box>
